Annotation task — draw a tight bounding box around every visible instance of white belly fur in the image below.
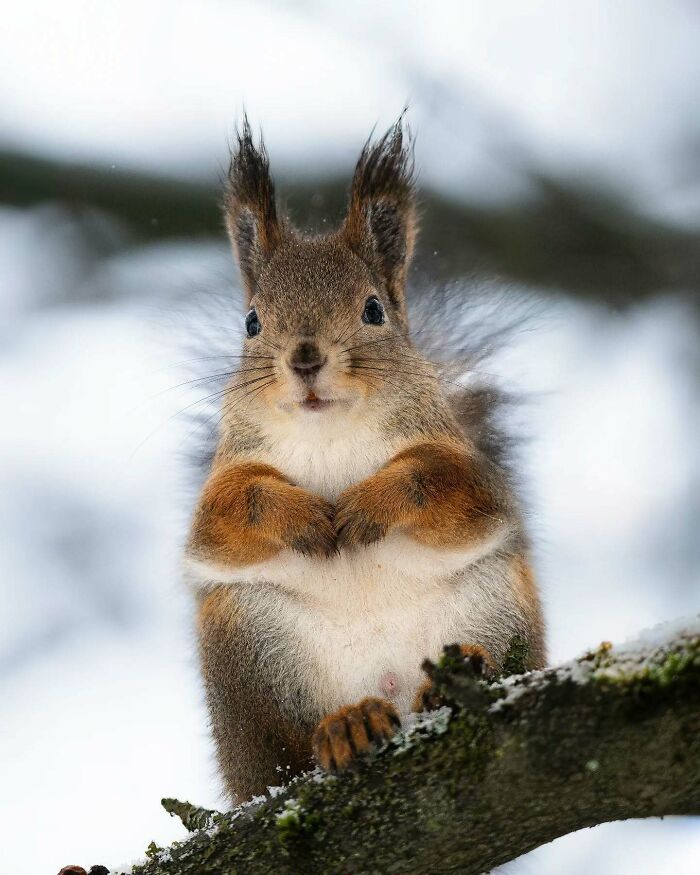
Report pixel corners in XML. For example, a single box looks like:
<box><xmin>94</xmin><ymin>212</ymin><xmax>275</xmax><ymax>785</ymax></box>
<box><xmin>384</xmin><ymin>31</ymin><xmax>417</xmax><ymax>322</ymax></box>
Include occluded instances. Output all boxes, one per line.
<box><xmin>187</xmin><ymin>418</ymin><xmax>516</xmax><ymax>716</ymax></box>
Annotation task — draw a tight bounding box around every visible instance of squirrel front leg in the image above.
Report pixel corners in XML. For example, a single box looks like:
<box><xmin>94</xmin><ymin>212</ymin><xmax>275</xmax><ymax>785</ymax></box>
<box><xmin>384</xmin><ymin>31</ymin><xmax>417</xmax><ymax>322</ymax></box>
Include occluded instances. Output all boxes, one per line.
<box><xmin>412</xmin><ymin>644</ymin><xmax>497</xmax><ymax>713</ymax></box>
<box><xmin>188</xmin><ymin>461</ymin><xmax>337</xmax><ymax>566</ymax></box>
<box><xmin>335</xmin><ymin>439</ymin><xmax>510</xmax><ymax>550</ymax></box>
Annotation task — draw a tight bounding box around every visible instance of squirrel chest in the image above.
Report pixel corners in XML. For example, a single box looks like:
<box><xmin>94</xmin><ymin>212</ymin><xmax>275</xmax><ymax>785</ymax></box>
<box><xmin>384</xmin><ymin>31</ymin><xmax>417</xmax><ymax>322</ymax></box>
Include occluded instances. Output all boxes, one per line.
<box><xmin>193</xmin><ymin>422</ymin><xmax>509</xmax><ymax>717</ymax></box>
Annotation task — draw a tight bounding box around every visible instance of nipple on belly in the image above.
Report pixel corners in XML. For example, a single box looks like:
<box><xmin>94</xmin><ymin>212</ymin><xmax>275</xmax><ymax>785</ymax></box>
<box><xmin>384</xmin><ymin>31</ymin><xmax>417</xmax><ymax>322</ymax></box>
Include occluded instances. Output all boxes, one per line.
<box><xmin>379</xmin><ymin>671</ymin><xmax>400</xmax><ymax>699</ymax></box>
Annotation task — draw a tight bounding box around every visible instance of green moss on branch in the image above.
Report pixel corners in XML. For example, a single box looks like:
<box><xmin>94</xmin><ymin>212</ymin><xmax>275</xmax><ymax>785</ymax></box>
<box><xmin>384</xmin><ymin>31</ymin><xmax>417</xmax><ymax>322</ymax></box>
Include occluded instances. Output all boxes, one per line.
<box><xmin>120</xmin><ymin>621</ymin><xmax>700</xmax><ymax>875</ymax></box>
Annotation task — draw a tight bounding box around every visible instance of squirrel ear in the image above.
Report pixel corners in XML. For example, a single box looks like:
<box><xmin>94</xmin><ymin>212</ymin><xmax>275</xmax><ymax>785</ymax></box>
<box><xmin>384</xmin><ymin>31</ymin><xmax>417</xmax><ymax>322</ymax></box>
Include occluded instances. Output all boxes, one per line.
<box><xmin>343</xmin><ymin>120</ymin><xmax>417</xmax><ymax>314</ymax></box>
<box><xmin>223</xmin><ymin>118</ymin><xmax>283</xmax><ymax>300</ymax></box>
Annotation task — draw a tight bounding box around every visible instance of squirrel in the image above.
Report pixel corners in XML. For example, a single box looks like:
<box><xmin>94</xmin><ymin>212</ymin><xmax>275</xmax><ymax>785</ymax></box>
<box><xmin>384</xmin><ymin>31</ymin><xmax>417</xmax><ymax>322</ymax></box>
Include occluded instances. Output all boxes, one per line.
<box><xmin>184</xmin><ymin>118</ymin><xmax>546</xmax><ymax>803</ymax></box>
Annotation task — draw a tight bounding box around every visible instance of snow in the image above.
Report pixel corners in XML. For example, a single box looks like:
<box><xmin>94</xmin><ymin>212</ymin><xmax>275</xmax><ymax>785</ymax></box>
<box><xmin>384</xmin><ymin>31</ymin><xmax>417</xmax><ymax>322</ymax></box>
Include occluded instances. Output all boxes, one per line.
<box><xmin>391</xmin><ymin>705</ymin><xmax>453</xmax><ymax>754</ymax></box>
<box><xmin>616</xmin><ymin>614</ymin><xmax>700</xmax><ymax>654</ymax></box>
<box><xmin>0</xmin><ymin>282</ymin><xmax>218</xmax><ymax>872</ymax></box>
<box><xmin>490</xmin><ymin>613</ymin><xmax>699</xmax><ymax>712</ymax></box>
<box><xmin>489</xmin><ymin>674</ymin><xmax>535</xmax><ymax>712</ymax></box>
<box><xmin>503</xmin><ymin>818</ymin><xmax>700</xmax><ymax>875</ymax></box>
<box><xmin>275</xmin><ymin>798</ymin><xmax>303</xmax><ymax>827</ymax></box>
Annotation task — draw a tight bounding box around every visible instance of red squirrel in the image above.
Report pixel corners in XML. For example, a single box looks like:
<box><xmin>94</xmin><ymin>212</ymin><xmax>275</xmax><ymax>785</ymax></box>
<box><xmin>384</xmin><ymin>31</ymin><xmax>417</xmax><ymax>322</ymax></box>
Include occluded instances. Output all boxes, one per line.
<box><xmin>185</xmin><ymin>119</ymin><xmax>545</xmax><ymax>801</ymax></box>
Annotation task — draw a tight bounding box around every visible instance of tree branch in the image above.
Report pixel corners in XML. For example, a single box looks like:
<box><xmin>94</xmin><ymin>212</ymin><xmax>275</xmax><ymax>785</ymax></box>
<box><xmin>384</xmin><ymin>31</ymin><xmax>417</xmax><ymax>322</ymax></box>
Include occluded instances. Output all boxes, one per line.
<box><xmin>120</xmin><ymin>620</ymin><xmax>700</xmax><ymax>875</ymax></box>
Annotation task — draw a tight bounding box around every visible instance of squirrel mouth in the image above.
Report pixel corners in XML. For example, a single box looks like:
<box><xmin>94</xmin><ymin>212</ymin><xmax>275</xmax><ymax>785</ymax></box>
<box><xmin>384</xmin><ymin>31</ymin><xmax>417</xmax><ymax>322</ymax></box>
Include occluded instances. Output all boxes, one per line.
<box><xmin>300</xmin><ymin>391</ymin><xmax>334</xmax><ymax>411</ymax></box>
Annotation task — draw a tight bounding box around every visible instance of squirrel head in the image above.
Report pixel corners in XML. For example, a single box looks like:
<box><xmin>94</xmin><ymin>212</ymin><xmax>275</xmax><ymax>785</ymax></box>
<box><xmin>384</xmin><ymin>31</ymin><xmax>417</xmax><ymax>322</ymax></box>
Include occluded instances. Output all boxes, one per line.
<box><xmin>222</xmin><ymin>117</ymin><xmax>430</xmax><ymax>419</ymax></box>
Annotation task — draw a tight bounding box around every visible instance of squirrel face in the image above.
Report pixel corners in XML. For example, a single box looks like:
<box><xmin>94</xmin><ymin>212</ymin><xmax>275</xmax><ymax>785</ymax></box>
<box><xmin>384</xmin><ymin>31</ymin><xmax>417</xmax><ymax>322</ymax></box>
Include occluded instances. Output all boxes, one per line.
<box><xmin>241</xmin><ymin>234</ymin><xmax>405</xmax><ymax>413</ymax></box>
<box><xmin>222</xmin><ymin>118</ymin><xmax>438</xmax><ymax>422</ymax></box>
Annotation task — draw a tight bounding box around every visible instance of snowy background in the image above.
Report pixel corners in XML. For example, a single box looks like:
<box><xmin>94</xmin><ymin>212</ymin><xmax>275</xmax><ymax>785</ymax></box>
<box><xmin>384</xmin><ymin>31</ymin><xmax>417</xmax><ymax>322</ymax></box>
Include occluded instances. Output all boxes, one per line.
<box><xmin>1</xmin><ymin>2</ymin><xmax>699</xmax><ymax>873</ymax></box>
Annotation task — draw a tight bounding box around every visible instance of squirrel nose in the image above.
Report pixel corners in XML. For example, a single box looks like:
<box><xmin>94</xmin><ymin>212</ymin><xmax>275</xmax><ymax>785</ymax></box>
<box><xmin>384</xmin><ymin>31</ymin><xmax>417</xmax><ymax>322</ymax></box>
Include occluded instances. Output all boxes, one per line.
<box><xmin>289</xmin><ymin>341</ymin><xmax>326</xmax><ymax>380</ymax></box>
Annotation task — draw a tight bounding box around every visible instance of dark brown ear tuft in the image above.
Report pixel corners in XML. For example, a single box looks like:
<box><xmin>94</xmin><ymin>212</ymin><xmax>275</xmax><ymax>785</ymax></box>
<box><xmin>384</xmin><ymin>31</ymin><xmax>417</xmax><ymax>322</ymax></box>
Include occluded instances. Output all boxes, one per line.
<box><xmin>224</xmin><ymin>118</ymin><xmax>283</xmax><ymax>300</ymax></box>
<box><xmin>344</xmin><ymin>118</ymin><xmax>417</xmax><ymax>316</ymax></box>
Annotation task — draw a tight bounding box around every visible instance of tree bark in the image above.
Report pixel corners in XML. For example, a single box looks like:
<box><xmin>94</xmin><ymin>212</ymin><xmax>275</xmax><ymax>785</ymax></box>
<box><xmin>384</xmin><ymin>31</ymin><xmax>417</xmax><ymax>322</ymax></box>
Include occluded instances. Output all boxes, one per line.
<box><xmin>117</xmin><ymin>620</ymin><xmax>700</xmax><ymax>875</ymax></box>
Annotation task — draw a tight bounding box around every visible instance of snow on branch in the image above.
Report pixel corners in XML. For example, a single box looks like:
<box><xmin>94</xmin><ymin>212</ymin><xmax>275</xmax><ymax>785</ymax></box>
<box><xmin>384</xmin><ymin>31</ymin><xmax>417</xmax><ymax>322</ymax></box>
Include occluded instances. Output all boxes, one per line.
<box><xmin>116</xmin><ymin>618</ymin><xmax>700</xmax><ymax>875</ymax></box>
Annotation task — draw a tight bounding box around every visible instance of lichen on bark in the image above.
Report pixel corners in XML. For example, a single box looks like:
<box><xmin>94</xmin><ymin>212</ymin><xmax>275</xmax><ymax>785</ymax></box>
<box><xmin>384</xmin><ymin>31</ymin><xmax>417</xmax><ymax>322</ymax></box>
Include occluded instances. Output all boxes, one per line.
<box><xmin>120</xmin><ymin>619</ymin><xmax>700</xmax><ymax>875</ymax></box>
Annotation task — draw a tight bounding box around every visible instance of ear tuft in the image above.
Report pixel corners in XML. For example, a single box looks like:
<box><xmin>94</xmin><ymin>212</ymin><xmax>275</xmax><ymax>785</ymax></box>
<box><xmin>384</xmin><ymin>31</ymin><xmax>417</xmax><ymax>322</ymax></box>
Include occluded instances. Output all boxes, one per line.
<box><xmin>344</xmin><ymin>118</ymin><xmax>417</xmax><ymax>314</ymax></box>
<box><xmin>224</xmin><ymin>118</ymin><xmax>283</xmax><ymax>299</ymax></box>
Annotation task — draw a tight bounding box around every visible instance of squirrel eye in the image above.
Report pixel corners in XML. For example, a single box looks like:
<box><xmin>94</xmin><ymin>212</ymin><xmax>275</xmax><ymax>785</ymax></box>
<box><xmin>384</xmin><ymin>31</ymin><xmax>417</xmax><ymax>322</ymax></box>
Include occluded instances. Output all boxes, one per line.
<box><xmin>362</xmin><ymin>296</ymin><xmax>385</xmax><ymax>326</ymax></box>
<box><xmin>245</xmin><ymin>308</ymin><xmax>261</xmax><ymax>337</ymax></box>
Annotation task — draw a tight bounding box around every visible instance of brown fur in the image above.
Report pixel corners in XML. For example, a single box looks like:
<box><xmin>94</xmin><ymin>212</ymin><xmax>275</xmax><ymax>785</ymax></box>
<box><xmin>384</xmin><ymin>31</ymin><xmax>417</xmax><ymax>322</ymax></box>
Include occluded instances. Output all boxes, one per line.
<box><xmin>335</xmin><ymin>439</ymin><xmax>510</xmax><ymax>550</ymax></box>
<box><xmin>189</xmin><ymin>117</ymin><xmax>546</xmax><ymax>801</ymax></box>
<box><xmin>197</xmin><ymin>586</ymin><xmax>315</xmax><ymax>800</ymax></box>
<box><xmin>223</xmin><ymin>118</ymin><xmax>285</xmax><ymax>301</ymax></box>
<box><xmin>343</xmin><ymin>120</ymin><xmax>417</xmax><ymax>321</ymax></box>
<box><xmin>188</xmin><ymin>461</ymin><xmax>336</xmax><ymax>566</ymax></box>
<box><xmin>512</xmin><ymin>556</ymin><xmax>547</xmax><ymax>669</ymax></box>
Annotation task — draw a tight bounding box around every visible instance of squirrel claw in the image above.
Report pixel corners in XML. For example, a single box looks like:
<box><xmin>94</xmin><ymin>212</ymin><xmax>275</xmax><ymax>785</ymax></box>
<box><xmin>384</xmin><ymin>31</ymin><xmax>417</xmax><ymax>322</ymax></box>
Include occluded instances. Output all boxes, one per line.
<box><xmin>334</xmin><ymin>498</ymin><xmax>388</xmax><ymax>549</ymax></box>
<box><xmin>336</xmin><ymin>517</ymin><xmax>387</xmax><ymax>549</ymax></box>
<box><xmin>285</xmin><ymin>498</ymin><xmax>338</xmax><ymax>559</ymax></box>
<box><xmin>412</xmin><ymin>678</ymin><xmax>445</xmax><ymax>713</ymax></box>
<box><xmin>413</xmin><ymin>644</ymin><xmax>495</xmax><ymax>712</ymax></box>
<box><xmin>312</xmin><ymin>697</ymin><xmax>400</xmax><ymax>772</ymax></box>
<box><xmin>289</xmin><ymin>528</ymin><xmax>338</xmax><ymax>559</ymax></box>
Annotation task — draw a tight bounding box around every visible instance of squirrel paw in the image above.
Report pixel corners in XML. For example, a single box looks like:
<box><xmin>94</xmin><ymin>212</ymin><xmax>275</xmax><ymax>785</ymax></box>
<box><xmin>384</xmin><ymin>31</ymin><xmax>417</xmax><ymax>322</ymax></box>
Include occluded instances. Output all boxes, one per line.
<box><xmin>412</xmin><ymin>644</ymin><xmax>496</xmax><ymax>712</ymax></box>
<box><xmin>334</xmin><ymin>487</ymin><xmax>388</xmax><ymax>549</ymax></box>
<box><xmin>283</xmin><ymin>495</ymin><xmax>338</xmax><ymax>559</ymax></box>
<box><xmin>312</xmin><ymin>697</ymin><xmax>400</xmax><ymax>772</ymax></box>
<box><xmin>412</xmin><ymin>678</ymin><xmax>445</xmax><ymax>714</ymax></box>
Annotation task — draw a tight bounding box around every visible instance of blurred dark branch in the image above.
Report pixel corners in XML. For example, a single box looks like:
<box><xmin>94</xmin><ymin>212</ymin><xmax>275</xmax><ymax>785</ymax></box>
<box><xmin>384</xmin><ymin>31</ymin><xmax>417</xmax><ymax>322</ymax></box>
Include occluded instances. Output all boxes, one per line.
<box><xmin>3</xmin><ymin>149</ymin><xmax>699</xmax><ymax>304</ymax></box>
<box><xmin>1</xmin><ymin>149</ymin><xmax>219</xmax><ymax>240</ymax></box>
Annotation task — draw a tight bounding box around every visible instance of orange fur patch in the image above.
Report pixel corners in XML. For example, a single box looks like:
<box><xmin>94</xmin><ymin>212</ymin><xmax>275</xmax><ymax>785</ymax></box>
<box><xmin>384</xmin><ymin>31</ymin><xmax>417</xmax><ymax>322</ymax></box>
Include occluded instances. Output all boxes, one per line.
<box><xmin>189</xmin><ymin>461</ymin><xmax>336</xmax><ymax>567</ymax></box>
<box><xmin>335</xmin><ymin>439</ymin><xmax>505</xmax><ymax>550</ymax></box>
<box><xmin>197</xmin><ymin>585</ymin><xmax>240</xmax><ymax>635</ymax></box>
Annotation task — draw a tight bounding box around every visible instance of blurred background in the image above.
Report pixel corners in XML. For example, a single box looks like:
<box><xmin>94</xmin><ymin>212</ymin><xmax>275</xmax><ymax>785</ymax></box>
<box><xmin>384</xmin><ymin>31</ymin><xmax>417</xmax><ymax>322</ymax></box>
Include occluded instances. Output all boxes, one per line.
<box><xmin>1</xmin><ymin>2</ymin><xmax>699</xmax><ymax>873</ymax></box>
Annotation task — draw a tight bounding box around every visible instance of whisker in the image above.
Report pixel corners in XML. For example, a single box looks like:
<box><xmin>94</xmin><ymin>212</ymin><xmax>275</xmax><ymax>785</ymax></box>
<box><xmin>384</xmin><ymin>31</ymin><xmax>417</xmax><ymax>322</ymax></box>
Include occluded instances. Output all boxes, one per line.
<box><xmin>180</xmin><ymin>353</ymin><xmax>272</xmax><ymax>363</ymax></box>
<box><xmin>174</xmin><ymin>373</ymin><xmax>272</xmax><ymax>421</ymax></box>
<box><xmin>339</xmin><ymin>349</ymin><xmax>435</xmax><ymax>368</ymax></box>
<box><xmin>348</xmin><ymin>362</ymin><xmax>433</xmax><ymax>377</ymax></box>
<box><xmin>345</xmin><ymin>366</ymin><xmax>408</xmax><ymax>394</ymax></box>
<box><xmin>350</xmin><ymin>353</ymin><xmax>500</xmax><ymax>382</ymax></box>
<box><xmin>224</xmin><ymin>372</ymin><xmax>278</xmax><ymax>395</ymax></box>
<box><xmin>254</xmin><ymin>335</ymin><xmax>281</xmax><ymax>353</ymax></box>
<box><xmin>153</xmin><ymin>354</ymin><xmax>275</xmax><ymax>374</ymax></box>
<box><xmin>132</xmin><ymin>359</ymin><xmax>277</xmax><ymax>460</ymax></box>
<box><xmin>190</xmin><ymin>375</ymin><xmax>277</xmax><ymax>447</ymax></box>
<box><xmin>192</xmin><ymin>378</ymin><xmax>277</xmax><ymax>445</ymax></box>
<box><xmin>158</xmin><ymin>365</ymin><xmax>274</xmax><ymax>396</ymax></box>
<box><xmin>333</xmin><ymin>321</ymin><xmax>364</xmax><ymax>348</ymax></box>
<box><xmin>219</xmin><ymin>378</ymin><xmax>277</xmax><ymax>420</ymax></box>
<box><xmin>340</xmin><ymin>330</ymin><xmax>413</xmax><ymax>355</ymax></box>
<box><xmin>128</xmin><ymin>384</ymin><xmax>234</xmax><ymax>460</ymax></box>
<box><xmin>348</xmin><ymin>362</ymin><xmax>469</xmax><ymax>391</ymax></box>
